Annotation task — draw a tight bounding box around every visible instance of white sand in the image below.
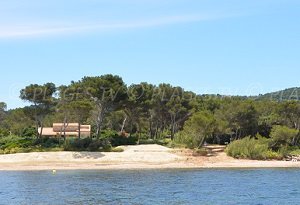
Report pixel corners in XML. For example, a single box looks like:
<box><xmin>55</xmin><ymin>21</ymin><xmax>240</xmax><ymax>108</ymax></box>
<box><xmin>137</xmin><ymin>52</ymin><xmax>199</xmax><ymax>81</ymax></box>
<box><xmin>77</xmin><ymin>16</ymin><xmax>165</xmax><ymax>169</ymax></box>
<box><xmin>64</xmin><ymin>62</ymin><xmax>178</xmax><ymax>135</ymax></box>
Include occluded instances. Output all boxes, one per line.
<box><xmin>0</xmin><ymin>145</ymin><xmax>299</xmax><ymax>171</ymax></box>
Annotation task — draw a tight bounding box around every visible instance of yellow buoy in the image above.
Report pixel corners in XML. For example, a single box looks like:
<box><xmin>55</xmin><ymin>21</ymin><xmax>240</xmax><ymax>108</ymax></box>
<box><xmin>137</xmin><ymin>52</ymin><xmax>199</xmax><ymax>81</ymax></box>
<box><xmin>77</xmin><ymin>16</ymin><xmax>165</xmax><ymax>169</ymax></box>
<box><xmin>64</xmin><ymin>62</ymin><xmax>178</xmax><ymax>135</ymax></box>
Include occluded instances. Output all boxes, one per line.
<box><xmin>52</xmin><ymin>170</ymin><xmax>57</xmax><ymax>174</ymax></box>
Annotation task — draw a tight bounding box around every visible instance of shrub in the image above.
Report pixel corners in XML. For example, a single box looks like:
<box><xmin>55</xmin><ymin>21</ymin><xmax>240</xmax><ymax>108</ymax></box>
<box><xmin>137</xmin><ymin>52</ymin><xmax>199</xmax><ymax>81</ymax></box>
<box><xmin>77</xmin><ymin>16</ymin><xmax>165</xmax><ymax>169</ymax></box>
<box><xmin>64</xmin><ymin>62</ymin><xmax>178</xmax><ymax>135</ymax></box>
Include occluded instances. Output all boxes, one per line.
<box><xmin>289</xmin><ymin>149</ymin><xmax>300</xmax><ymax>156</ymax></box>
<box><xmin>64</xmin><ymin>138</ymin><xmax>92</xmax><ymax>151</ymax></box>
<box><xmin>111</xmin><ymin>147</ymin><xmax>124</xmax><ymax>152</ymax></box>
<box><xmin>278</xmin><ymin>146</ymin><xmax>291</xmax><ymax>157</ymax></box>
<box><xmin>63</xmin><ymin>138</ymin><xmax>112</xmax><ymax>152</ymax></box>
<box><xmin>22</xmin><ymin>126</ymin><xmax>36</xmax><ymax>138</ymax></box>
<box><xmin>0</xmin><ymin>133</ymin><xmax>132</xmax><ymax>154</ymax></box>
<box><xmin>110</xmin><ymin>135</ymin><xmax>138</xmax><ymax>147</ymax></box>
<box><xmin>139</xmin><ymin>138</ymin><xmax>171</xmax><ymax>146</ymax></box>
<box><xmin>99</xmin><ymin>130</ymin><xmax>119</xmax><ymax>139</ymax></box>
<box><xmin>96</xmin><ymin>129</ymin><xmax>137</xmax><ymax>147</ymax></box>
<box><xmin>175</xmin><ymin>132</ymin><xmax>198</xmax><ymax>149</ymax></box>
<box><xmin>0</xmin><ymin>129</ymin><xmax>10</xmax><ymax>137</ymax></box>
<box><xmin>88</xmin><ymin>139</ymin><xmax>111</xmax><ymax>152</ymax></box>
<box><xmin>34</xmin><ymin>137</ymin><xmax>60</xmax><ymax>148</ymax></box>
<box><xmin>226</xmin><ymin>136</ymin><xmax>271</xmax><ymax>160</ymax></box>
<box><xmin>263</xmin><ymin>150</ymin><xmax>283</xmax><ymax>160</ymax></box>
<box><xmin>0</xmin><ymin>135</ymin><xmax>34</xmax><ymax>150</ymax></box>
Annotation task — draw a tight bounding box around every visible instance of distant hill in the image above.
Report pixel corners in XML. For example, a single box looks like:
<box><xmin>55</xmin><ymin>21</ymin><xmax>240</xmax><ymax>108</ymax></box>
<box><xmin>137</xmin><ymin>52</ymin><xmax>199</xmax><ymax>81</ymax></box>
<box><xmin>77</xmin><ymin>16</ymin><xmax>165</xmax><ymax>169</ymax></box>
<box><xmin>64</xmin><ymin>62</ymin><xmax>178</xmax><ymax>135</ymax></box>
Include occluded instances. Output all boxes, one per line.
<box><xmin>255</xmin><ymin>87</ymin><xmax>300</xmax><ymax>101</ymax></box>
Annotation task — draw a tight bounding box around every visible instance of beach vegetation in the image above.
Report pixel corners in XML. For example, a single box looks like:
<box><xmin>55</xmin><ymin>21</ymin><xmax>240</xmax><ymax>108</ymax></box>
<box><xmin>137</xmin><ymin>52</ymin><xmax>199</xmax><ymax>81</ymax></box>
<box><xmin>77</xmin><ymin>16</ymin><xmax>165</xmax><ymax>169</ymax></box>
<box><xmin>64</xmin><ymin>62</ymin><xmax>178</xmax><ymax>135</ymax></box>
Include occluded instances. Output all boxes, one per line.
<box><xmin>0</xmin><ymin>75</ymin><xmax>300</xmax><ymax>159</ymax></box>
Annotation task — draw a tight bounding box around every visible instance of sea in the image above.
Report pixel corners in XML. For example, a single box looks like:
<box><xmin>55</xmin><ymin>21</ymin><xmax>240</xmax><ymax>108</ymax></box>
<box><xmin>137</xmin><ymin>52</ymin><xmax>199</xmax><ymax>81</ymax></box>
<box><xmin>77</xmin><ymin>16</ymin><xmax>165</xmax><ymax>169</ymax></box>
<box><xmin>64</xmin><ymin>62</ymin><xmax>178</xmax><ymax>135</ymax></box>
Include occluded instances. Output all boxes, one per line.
<box><xmin>0</xmin><ymin>169</ymin><xmax>299</xmax><ymax>205</ymax></box>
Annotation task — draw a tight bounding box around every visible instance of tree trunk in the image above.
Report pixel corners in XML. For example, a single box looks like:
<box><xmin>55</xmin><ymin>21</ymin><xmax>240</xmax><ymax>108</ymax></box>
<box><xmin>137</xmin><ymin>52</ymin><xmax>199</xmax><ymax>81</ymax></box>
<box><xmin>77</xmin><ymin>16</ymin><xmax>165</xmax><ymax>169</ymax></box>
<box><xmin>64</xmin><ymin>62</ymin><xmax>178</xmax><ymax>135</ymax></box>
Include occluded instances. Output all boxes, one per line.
<box><xmin>95</xmin><ymin>106</ymin><xmax>106</xmax><ymax>139</ymax></box>
<box><xmin>34</xmin><ymin>105</ymin><xmax>39</xmax><ymax>138</ymax></box>
<box><xmin>154</xmin><ymin>123</ymin><xmax>159</xmax><ymax>140</ymax></box>
<box><xmin>38</xmin><ymin>119</ymin><xmax>44</xmax><ymax>138</ymax></box>
<box><xmin>78</xmin><ymin>122</ymin><xmax>81</xmax><ymax>139</ymax></box>
<box><xmin>120</xmin><ymin>116</ymin><xmax>127</xmax><ymax>133</ymax></box>
<box><xmin>39</xmin><ymin>123</ymin><xmax>44</xmax><ymax>138</ymax></box>
<box><xmin>149</xmin><ymin>115</ymin><xmax>154</xmax><ymax>139</ymax></box>
<box><xmin>62</xmin><ymin>115</ymin><xmax>68</xmax><ymax>141</ymax></box>
<box><xmin>170</xmin><ymin>114</ymin><xmax>176</xmax><ymax>140</ymax></box>
<box><xmin>35</xmin><ymin>122</ymin><xmax>39</xmax><ymax>138</ymax></box>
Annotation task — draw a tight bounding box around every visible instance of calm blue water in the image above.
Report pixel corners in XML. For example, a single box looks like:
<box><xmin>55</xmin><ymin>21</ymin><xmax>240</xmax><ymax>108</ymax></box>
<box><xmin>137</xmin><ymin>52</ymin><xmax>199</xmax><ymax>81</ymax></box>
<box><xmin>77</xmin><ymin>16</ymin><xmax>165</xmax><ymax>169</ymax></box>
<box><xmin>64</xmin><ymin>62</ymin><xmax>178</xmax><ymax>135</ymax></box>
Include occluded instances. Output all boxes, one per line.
<box><xmin>0</xmin><ymin>169</ymin><xmax>300</xmax><ymax>205</ymax></box>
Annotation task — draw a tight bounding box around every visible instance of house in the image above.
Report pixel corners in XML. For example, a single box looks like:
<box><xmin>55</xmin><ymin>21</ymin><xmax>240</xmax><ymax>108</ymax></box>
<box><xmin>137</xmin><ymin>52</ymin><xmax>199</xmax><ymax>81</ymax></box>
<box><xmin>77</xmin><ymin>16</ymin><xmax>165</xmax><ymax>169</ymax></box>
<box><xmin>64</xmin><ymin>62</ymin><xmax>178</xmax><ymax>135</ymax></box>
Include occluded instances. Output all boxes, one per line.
<box><xmin>38</xmin><ymin>123</ymin><xmax>91</xmax><ymax>137</ymax></box>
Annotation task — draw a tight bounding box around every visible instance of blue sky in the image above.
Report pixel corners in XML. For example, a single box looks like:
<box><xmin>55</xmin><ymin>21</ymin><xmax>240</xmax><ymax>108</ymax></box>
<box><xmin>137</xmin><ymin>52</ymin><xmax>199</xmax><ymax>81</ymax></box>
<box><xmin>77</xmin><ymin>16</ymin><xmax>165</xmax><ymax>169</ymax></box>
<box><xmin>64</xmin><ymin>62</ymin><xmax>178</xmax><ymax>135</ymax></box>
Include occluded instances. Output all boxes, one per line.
<box><xmin>0</xmin><ymin>0</ymin><xmax>299</xmax><ymax>109</ymax></box>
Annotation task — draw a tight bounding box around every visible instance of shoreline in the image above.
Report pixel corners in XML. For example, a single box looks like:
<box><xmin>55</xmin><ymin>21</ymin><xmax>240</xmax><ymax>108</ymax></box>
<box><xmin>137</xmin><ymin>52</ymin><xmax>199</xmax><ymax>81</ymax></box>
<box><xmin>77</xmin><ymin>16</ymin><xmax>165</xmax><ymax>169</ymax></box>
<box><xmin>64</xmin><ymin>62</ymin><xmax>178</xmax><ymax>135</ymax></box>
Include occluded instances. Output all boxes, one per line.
<box><xmin>0</xmin><ymin>145</ymin><xmax>300</xmax><ymax>171</ymax></box>
<box><xmin>1</xmin><ymin>163</ymin><xmax>300</xmax><ymax>171</ymax></box>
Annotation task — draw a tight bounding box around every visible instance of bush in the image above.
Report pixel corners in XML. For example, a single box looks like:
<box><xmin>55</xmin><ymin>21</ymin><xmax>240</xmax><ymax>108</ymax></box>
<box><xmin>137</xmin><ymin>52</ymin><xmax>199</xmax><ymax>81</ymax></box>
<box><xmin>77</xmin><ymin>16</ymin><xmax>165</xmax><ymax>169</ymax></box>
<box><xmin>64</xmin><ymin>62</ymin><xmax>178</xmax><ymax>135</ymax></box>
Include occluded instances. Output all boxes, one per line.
<box><xmin>0</xmin><ymin>133</ymin><xmax>133</xmax><ymax>154</ymax></box>
<box><xmin>278</xmin><ymin>146</ymin><xmax>291</xmax><ymax>157</ymax></box>
<box><xmin>63</xmin><ymin>138</ymin><xmax>112</xmax><ymax>152</ymax></box>
<box><xmin>139</xmin><ymin>138</ymin><xmax>171</xmax><ymax>146</ymax></box>
<box><xmin>34</xmin><ymin>137</ymin><xmax>60</xmax><ymax>148</ymax></box>
<box><xmin>0</xmin><ymin>135</ymin><xmax>34</xmax><ymax>150</ymax></box>
<box><xmin>99</xmin><ymin>130</ymin><xmax>119</xmax><ymax>139</ymax></box>
<box><xmin>263</xmin><ymin>150</ymin><xmax>283</xmax><ymax>160</ymax></box>
<box><xmin>0</xmin><ymin>135</ymin><xmax>36</xmax><ymax>154</ymax></box>
<box><xmin>289</xmin><ymin>149</ymin><xmax>300</xmax><ymax>156</ymax></box>
<box><xmin>175</xmin><ymin>132</ymin><xmax>198</xmax><ymax>149</ymax></box>
<box><xmin>110</xmin><ymin>135</ymin><xmax>138</xmax><ymax>147</ymax></box>
<box><xmin>111</xmin><ymin>147</ymin><xmax>124</xmax><ymax>152</ymax></box>
<box><xmin>0</xmin><ymin>129</ymin><xmax>10</xmax><ymax>137</ymax></box>
<box><xmin>64</xmin><ymin>138</ymin><xmax>92</xmax><ymax>151</ymax></box>
<box><xmin>88</xmin><ymin>139</ymin><xmax>111</xmax><ymax>152</ymax></box>
<box><xmin>22</xmin><ymin>126</ymin><xmax>36</xmax><ymax>138</ymax></box>
<box><xmin>226</xmin><ymin>136</ymin><xmax>271</xmax><ymax>160</ymax></box>
<box><xmin>97</xmin><ymin>129</ymin><xmax>138</xmax><ymax>147</ymax></box>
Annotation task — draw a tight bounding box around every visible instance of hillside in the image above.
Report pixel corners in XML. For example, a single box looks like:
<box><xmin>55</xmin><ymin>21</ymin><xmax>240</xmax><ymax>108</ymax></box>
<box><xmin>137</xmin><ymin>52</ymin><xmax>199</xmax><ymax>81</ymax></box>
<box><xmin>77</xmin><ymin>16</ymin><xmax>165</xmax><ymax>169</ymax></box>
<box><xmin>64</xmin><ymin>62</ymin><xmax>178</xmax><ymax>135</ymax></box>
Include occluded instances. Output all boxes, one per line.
<box><xmin>256</xmin><ymin>87</ymin><xmax>300</xmax><ymax>101</ymax></box>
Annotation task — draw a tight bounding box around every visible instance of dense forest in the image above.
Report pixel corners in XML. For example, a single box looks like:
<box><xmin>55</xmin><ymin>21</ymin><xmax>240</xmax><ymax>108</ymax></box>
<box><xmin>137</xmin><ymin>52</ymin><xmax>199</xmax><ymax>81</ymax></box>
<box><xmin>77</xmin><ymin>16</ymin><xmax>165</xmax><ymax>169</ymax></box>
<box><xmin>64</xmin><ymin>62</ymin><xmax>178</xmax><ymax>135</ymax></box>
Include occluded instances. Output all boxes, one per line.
<box><xmin>0</xmin><ymin>74</ymin><xmax>300</xmax><ymax>159</ymax></box>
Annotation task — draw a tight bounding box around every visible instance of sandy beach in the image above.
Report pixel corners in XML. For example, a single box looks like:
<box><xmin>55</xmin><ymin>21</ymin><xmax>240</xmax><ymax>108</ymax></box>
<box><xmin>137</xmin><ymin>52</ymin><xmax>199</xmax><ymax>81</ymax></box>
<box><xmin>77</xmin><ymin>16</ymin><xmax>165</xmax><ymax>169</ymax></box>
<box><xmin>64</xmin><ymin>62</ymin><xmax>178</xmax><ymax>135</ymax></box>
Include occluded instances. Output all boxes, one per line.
<box><xmin>0</xmin><ymin>145</ymin><xmax>300</xmax><ymax>171</ymax></box>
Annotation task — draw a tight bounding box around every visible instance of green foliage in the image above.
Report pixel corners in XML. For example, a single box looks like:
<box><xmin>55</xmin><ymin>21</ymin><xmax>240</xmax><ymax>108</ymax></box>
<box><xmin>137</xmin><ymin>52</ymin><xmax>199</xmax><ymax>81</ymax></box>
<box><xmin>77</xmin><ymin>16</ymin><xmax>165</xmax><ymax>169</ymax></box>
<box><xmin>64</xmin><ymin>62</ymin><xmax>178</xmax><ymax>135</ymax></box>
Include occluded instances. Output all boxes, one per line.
<box><xmin>3</xmin><ymin>75</ymin><xmax>300</xmax><ymax>158</ymax></box>
<box><xmin>263</xmin><ymin>150</ymin><xmax>283</xmax><ymax>160</ymax></box>
<box><xmin>20</xmin><ymin>83</ymin><xmax>57</xmax><ymax>137</ymax></box>
<box><xmin>0</xmin><ymin>135</ymin><xmax>124</xmax><ymax>154</ymax></box>
<box><xmin>99</xmin><ymin>130</ymin><xmax>119</xmax><ymax>139</ymax></box>
<box><xmin>226</xmin><ymin>136</ymin><xmax>272</xmax><ymax>160</ymax></box>
<box><xmin>215</xmin><ymin>99</ymin><xmax>259</xmax><ymax>139</ymax></box>
<box><xmin>63</xmin><ymin>138</ymin><xmax>112</xmax><ymax>152</ymax></box>
<box><xmin>21</xmin><ymin>126</ymin><xmax>36</xmax><ymax>137</ymax></box>
<box><xmin>277</xmin><ymin>146</ymin><xmax>291</xmax><ymax>157</ymax></box>
<box><xmin>0</xmin><ymin>128</ymin><xmax>9</xmax><ymax>137</ymax></box>
<box><xmin>79</xmin><ymin>75</ymin><xmax>128</xmax><ymax>138</ymax></box>
<box><xmin>0</xmin><ymin>135</ymin><xmax>64</xmax><ymax>154</ymax></box>
<box><xmin>175</xmin><ymin>111</ymin><xmax>215</xmax><ymax>148</ymax></box>
<box><xmin>139</xmin><ymin>138</ymin><xmax>172</xmax><ymax>146</ymax></box>
<box><xmin>269</xmin><ymin>125</ymin><xmax>299</xmax><ymax>148</ymax></box>
<box><xmin>0</xmin><ymin>135</ymin><xmax>33</xmax><ymax>149</ymax></box>
<box><xmin>0</xmin><ymin>102</ymin><xmax>6</xmax><ymax>123</ymax></box>
<box><xmin>257</xmin><ymin>87</ymin><xmax>300</xmax><ymax>101</ymax></box>
<box><xmin>289</xmin><ymin>149</ymin><xmax>300</xmax><ymax>156</ymax></box>
<box><xmin>1</xmin><ymin>108</ymin><xmax>34</xmax><ymax>136</ymax></box>
<box><xmin>175</xmin><ymin>131</ymin><xmax>198</xmax><ymax>149</ymax></box>
<box><xmin>96</xmin><ymin>129</ymin><xmax>138</xmax><ymax>147</ymax></box>
<box><xmin>111</xmin><ymin>147</ymin><xmax>124</xmax><ymax>152</ymax></box>
<box><xmin>111</xmin><ymin>135</ymin><xmax>138</xmax><ymax>147</ymax></box>
<box><xmin>33</xmin><ymin>137</ymin><xmax>61</xmax><ymax>148</ymax></box>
